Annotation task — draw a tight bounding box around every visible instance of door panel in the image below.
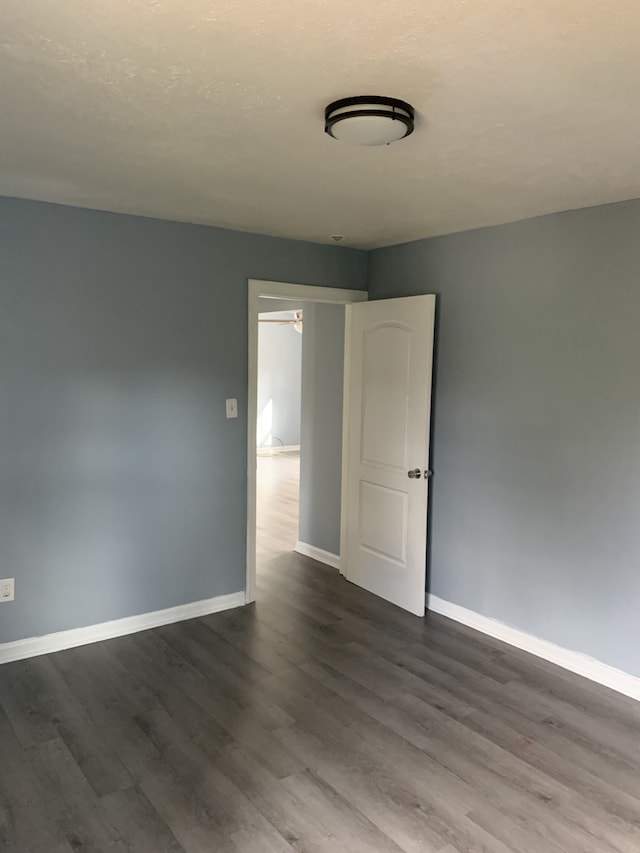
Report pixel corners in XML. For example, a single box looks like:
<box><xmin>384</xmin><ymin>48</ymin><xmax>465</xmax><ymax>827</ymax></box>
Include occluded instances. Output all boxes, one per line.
<box><xmin>359</xmin><ymin>481</ymin><xmax>408</xmax><ymax>565</ymax></box>
<box><xmin>343</xmin><ymin>295</ymin><xmax>435</xmax><ymax>615</ymax></box>
<box><xmin>361</xmin><ymin>324</ymin><xmax>411</xmax><ymax>470</ymax></box>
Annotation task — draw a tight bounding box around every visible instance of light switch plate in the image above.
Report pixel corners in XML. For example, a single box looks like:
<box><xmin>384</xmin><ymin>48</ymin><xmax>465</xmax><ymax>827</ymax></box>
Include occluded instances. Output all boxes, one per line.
<box><xmin>0</xmin><ymin>578</ymin><xmax>15</xmax><ymax>602</ymax></box>
<box><xmin>225</xmin><ymin>398</ymin><xmax>238</xmax><ymax>419</ymax></box>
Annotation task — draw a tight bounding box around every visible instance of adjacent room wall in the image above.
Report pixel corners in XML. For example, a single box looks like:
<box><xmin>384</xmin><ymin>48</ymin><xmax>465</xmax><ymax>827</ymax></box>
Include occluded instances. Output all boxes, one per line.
<box><xmin>257</xmin><ymin>311</ymin><xmax>302</xmax><ymax>449</ymax></box>
<box><xmin>0</xmin><ymin>196</ymin><xmax>366</xmax><ymax>644</ymax></box>
<box><xmin>368</xmin><ymin>197</ymin><xmax>640</xmax><ymax>678</ymax></box>
<box><xmin>298</xmin><ymin>302</ymin><xmax>345</xmax><ymax>556</ymax></box>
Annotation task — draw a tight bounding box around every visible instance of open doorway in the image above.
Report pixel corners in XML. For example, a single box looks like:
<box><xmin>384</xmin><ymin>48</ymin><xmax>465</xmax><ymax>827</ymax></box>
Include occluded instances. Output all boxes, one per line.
<box><xmin>246</xmin><ymin>280</ymin><xmax>368</xmax><ymax>602</ymax></box>
<box><xmin>256</xmin><ymin>299</ymin><xmax>348</xmax><ymax>583</ymax></box>
<box><xmin>249</xmin><ymin>282</ymin><xmax>436</xmax><ymax>618</ymax></box>
<box><xmin>256</xmin><ymin>302</ymin><xmax>303</xmax><ymax>565</ymax></box>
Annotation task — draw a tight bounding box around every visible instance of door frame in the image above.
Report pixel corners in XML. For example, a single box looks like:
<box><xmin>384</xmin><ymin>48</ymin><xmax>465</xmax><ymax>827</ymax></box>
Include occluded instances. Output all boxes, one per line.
<box><xmin>246</xmin><ymin>279</ymin><xmax>368</xmax><ymax>602</ymax></box>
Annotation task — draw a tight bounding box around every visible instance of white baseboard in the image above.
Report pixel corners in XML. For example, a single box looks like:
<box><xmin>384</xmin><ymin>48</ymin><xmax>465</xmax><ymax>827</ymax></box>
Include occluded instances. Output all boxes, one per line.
<box><xmin>0</xmin><ymin>591</ymin><xmax>246</xmax><ymax>666</ymax></box>
<box><xmin>427</xmin><ymin>594</ymin><xmax>640</xmax><ymax>702</ymax></box>
<box><xmin>294</xmin><ymin>541</ymin><xmax>340</xmax><ymax>570</ymax></box>
<box><xmin>257</xmin><ymin>445</ymin><xmax>300</xmax><ymax>456</ymax></box>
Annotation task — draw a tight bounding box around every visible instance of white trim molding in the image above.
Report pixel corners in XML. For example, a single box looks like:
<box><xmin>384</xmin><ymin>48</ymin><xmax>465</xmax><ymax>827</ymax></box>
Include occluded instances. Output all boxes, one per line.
<box><xmin>257</xmin><ymin>445</ymin><xmax>300</xmax><ymax>456</ymax></box>
<box><xmin>428</xmin><ymin>594</ymin><xmax>640</xmax><ymax>702</ymax></box>
<box><xmin>294</xmin><ymin>541</ymin><xmax>340</xmax><ymax>570</ymax></box>
<box><xmin>0</xmin><ymin>591</ymin><xmax>246</xmax><ymax>666</ymax></box>
<box><xmin>338</xmin><ymin>303</ymin><xmax>353</xmax><ymax>578</ymax></box>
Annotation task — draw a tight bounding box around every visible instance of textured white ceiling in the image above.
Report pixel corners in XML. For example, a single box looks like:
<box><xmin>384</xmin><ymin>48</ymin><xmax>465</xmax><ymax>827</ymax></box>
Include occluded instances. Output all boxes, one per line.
<box><xmin>1</xmin><ymin>1</ymin><xmax>640</xmax><ymax>248</ymax></box>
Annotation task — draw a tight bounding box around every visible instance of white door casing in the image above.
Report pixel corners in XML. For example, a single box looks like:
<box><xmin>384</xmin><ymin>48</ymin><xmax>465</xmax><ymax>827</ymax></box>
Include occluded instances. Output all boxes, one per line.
<box><xmin>342</xmin><ymin>295</ymin><xmax>436</xmax><ymax>616</ymax></box>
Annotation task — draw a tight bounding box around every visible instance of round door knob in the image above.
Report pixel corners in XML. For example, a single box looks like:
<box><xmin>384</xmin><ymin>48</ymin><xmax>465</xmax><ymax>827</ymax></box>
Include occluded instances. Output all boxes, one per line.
<box><xmin>407</xmin><ymin>468</ymin><xmax>422</xmax><ymax>479</ymax></box>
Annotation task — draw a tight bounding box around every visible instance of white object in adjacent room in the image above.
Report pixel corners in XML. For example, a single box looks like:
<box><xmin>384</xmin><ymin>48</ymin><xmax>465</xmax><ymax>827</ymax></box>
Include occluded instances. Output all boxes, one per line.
<box><xmin>342</xmin><ymin>295</ymin><xmax>435</xmax><ymax>616</ymax></box>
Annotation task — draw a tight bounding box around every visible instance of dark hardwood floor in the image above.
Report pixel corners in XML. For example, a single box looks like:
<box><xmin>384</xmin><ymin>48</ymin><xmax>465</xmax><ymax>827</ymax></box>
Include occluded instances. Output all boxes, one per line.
<box><xmin>1</xmin><ymin>452</ymin><xmax>640</xmax><ymax>851</ymax></box>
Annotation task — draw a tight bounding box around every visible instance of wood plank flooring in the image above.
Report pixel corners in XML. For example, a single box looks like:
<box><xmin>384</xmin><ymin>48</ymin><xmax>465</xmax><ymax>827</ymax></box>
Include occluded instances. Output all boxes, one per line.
<box><xmin>1</xmin><ymin>451</ymin><xmax>639</xmax><ymax>851</ymax></box>
<box><xmin>256</xmin><ymin>450</ymin><xmax>301</xmax><ymax>560</ymax></box>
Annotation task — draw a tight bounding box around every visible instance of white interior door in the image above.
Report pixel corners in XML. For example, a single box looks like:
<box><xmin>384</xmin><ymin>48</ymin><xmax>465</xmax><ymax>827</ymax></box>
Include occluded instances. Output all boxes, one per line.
<box><xmin>342</xmin><ymin>295</ymin><xmax>435</xmax><ymax>615</ymax></box>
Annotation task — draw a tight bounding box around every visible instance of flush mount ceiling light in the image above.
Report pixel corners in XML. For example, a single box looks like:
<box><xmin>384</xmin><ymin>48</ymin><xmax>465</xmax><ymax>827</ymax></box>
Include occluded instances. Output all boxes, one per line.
<box><xmin>324</xmin><ymin>96</ymin><xmax>415</xmax><ymax>147</ymax></box>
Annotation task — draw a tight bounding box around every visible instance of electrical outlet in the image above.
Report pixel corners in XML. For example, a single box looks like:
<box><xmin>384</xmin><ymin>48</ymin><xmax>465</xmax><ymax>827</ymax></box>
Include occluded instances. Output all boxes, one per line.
<box><xmin>0</xmin><ymin>578</ymin><xmax>14</xmax><ymax>602</ymax></box>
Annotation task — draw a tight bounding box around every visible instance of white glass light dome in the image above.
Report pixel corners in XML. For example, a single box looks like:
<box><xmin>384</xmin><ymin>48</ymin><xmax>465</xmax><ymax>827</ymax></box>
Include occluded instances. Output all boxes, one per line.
<box><xmin>325</xmin><ymin>97</ymin><xmax>414</xmax><ymax>147</ymax></box>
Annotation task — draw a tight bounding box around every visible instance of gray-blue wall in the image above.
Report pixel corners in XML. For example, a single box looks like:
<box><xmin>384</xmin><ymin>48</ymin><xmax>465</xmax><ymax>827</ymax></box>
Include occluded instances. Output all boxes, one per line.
<box><xmin>4</xmin><ymin>189</ymin><xmax>640</xmax><ymax>680</ymax></box>
<box><xmin>258</xmin><ymin>311</ymin><xmax>302</xmax><ymax>449</ymax></box>
<box><xmin>0</xmin><ymin>196</ymin><xmax>366</xmax><ymax>644</ymax></box>
<box><xmin>299</xmin><ymin>303</ymin><xmax>345</xmax><ymax>555</ymax></box>
<box><xmin>368</xmin><ymin>198</ymin><xmax>640</xmax><ymax>678</ymax></box>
